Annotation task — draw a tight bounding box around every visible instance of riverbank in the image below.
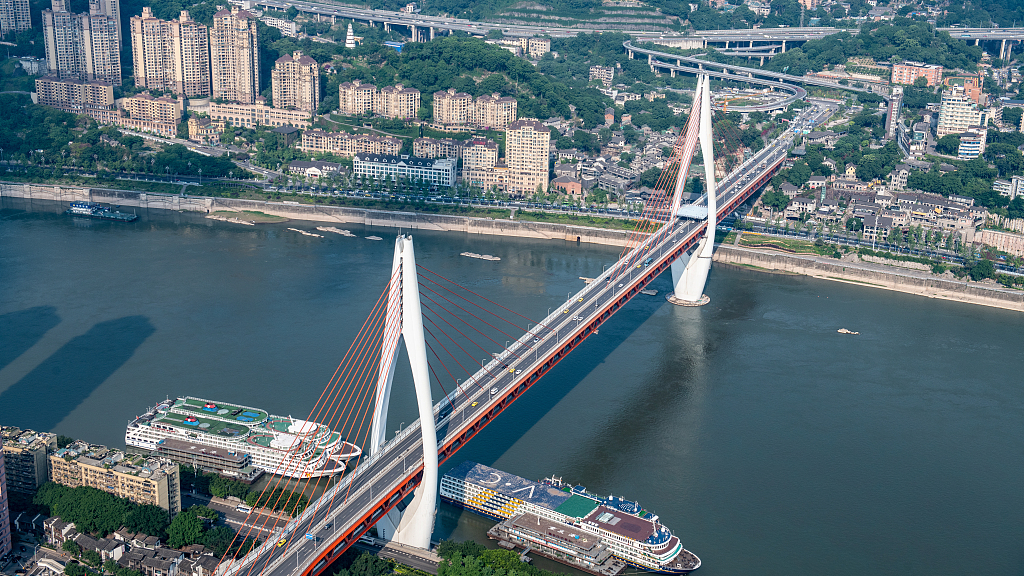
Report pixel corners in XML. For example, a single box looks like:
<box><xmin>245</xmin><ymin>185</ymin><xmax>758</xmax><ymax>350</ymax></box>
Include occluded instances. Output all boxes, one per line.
<box><xmin>0</xmin><ymin>182</ymin><xmax>642</xmax><ymax>247</ymax></box>
<box><xmin>713</xmin><ymin>244</ymin><xmax>1024</xmax><ymax>312</ymax></box>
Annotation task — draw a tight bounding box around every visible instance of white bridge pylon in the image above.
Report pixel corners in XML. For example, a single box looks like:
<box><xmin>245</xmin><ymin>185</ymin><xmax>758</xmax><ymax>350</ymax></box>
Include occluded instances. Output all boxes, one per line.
<box><xmin>368</xmin><ymin>235</ymin><xmax>438</xmax><ymax>549</ymax></box>
<box><xmin>667</xmin><ymin>74</ymin><xmax>718</xmax><ymax>307</ymax></box>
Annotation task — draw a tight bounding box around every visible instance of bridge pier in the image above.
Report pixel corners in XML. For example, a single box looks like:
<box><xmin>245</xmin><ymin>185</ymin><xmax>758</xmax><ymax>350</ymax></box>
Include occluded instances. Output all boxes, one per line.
<box><xmin>781</xmin><ymin>40</ymin><xmax>786</xmax><ymax>52</ymax></box>
<box><xmin>668</xmin><ymin>74</ymin><xmax>718</xmax><ymax>307</ymax></box>
<box><xmin>411</xmin><ymin>24</ymin><xmax>417</xmax><ymax>41</ymax></box>
<box><xmin>430</xmin><ymin>26</ymin><xmax>434</xmax><ymax>40</ymax></box>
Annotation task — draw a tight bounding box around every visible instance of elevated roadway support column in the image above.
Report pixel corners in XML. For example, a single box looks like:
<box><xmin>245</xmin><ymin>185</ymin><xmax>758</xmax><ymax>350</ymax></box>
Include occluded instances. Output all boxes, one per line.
<box><xmin>369</xmin><ymin>235</ymin><xmax>439</xmax><ymax>550</ymax></box>
<box><xmin>668</xmin><ymin>74</ymin><xmax>718</xmax><ymax>307</ymax></box>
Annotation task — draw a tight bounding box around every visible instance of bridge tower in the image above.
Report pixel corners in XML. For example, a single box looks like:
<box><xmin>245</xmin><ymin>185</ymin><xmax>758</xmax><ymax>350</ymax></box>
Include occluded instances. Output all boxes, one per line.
<box><xmin>667</xmin><ymin>74</ymin><xmax>718</xmax><ymax>307</ymax></box>
<box><xmin>368</xmin><ymin>235</ymin><xmax>438</xmax><ymax>549</ymax></box>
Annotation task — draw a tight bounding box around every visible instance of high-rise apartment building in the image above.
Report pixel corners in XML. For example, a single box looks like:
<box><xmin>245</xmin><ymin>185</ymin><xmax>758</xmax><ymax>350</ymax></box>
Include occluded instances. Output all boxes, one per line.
<box><xmin>377</xmin><ymin>84</ymin><xmax>420</xmax><ymax>120</ymax></box>
<box><xmin>338</xmin><ymin>81</ymin><xmax>419</xmax><ymax>119</ymax></box>
<box><xmin>0</xmin><ymin>0</ymin><xmax>32</xmax><ymax>35</ymax></box>
<box><xmin>42</xmin><ymin>0</ymin><xmax>121</xmax><ymax>85</ymax></box>
<box><xmin>271</xmin><ymin>51</ymin><xmax>320</xmax><ymax>112</ymax></box>
<box><xmin>338</xmin><ymin>79</ymin><xmax>377</xmax><ymax>115</ymax></box>
<box><xmin>433</xmin><ymin>88</ymin><xmax>472</xmax><ymax>125</ymax></box>
<box><xmin>432</xmin><ymin>89</ymin><xmax>517</xmax><ymax>129</ymax></box>
<box><xmin>505</xmin><ymin>118</ymin><xmax>550</xmax><ymax>195</ymax></box>
<box><xmin>471</xmin><ymin>93</ymin><xmax>517</xmax><ymax>129</ymax></box>
<box><xmin>131</xmin><ymin>8</ymin><xmax>210</xmax><ymax>97</ymax></box>
<box><xmin>0</xmin><ymin>452</ymin><xmax>11</xmax><ymax>559</ymax></box>
<box><xmin>49</xmin><ymin>441</ymin><xmax>181</xmax><ymax>513</ymax></box>
<box><xmin>937</xmin><ymin>86</ymin><xmax>986</xmax><ymax>138</ymax></box>
<box><xmin>210</xmin><ymin>6</ymin><xmax>259</xmax><ymax>104</ymax></box>
<box><xmin>885</xmin><ymin>85</ymin><xmax>903</xmax><ymax>140</ymax></box>
<box><xmin>1</xmin><ymin>427</ymin><xmax>56</xmax><ymax>494</ymax></box>
<box><xmin>891</xmin><ymin>61</ymin><xmax>943</xmax><ymax>87</ymax></box>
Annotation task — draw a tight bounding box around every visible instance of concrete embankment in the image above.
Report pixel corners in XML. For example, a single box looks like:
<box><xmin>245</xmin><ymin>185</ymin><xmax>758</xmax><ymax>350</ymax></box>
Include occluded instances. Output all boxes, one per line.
<box><xmin>713</xmin><ymin>244</ymin><xmax>1024</xmax><ymax>312</ymax></box>
<box><xmin>0</xmin><ymin>182</ymin><xmax>639</xmax><ymax>247</ymax></box>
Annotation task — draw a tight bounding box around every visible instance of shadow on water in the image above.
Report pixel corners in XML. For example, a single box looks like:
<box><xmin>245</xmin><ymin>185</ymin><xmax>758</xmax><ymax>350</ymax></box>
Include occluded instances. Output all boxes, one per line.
<box><xmin>0</xmin><ymin>315</ymin><xmax>156</xmax><ymax>431</ymax></box>
<box><xmin>0</xmin><ymin>306</ymin><xmax>61</xmax><ymax>372</ymax></box>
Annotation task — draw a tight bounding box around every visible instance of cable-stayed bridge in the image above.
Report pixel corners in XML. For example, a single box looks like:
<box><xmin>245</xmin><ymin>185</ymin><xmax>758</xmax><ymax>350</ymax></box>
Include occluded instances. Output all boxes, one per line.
<box><xmin>213</xmin><ymin>77</ymin><xmax>826</xmax><ymax>576</ymax></box>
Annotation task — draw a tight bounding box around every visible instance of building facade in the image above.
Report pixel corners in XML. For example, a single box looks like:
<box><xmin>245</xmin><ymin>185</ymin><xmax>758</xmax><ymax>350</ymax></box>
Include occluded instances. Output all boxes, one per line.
<box><xmin>957</xmin><ymin>128</ymin><xmax>987</xmax><ymax>159</ymax></box>
<box><xmin>130</xmin><ymin>8</ymin><xmax>210</xmax><ymax>97</ymax></box>
<box><xmin>885</xmin><ymin>85</ymin><xmax>903</xmax><ymax>140</ymax></box>
<box><xmin>300</xmin><ymin>130</ymin><xmax>402</xmax><ymax>157</ymax></box>
<box><xmin>42</xmin><ymin>0</ymin><xmax>122</xmax><ymax>85</ymax></box>
<box><xmin>353</xmin><ymin>153</ymin><xmax>456</xmax><ymax>187</ymax></box>
<box><xmin>589</xmin><ymin>65</ymin><xmax>614</xmax><ymax>87</ymax></box>
<box><xmin>210</xmin><ymin>7</ymin><xmax>259</xmax><ymax>104</ymax></box>
<box><xmin>119</xmin><ymin>93</ymin><xmax>183</xmax><ymax>137</ymax></box>
<box><xmin>208</xmin><ymin>98</ymin><xmax>311</xmax><ymax>128</ymax></box>
<box><xmin>413</xmin><ymin>136</ymin><xmax>463</xmax><ymax>159</ymax></box>
<box><xmin>49</xmin><ymin>442</ymin><xmax>181</xmax><ymax>513</ymax></box>
<box><xmin>937</xmin><ymin>86</ymin><xmax>986</xmax><ymax>137</ymax></box>
<box><xmin>1</xmin><ymin>428</ymin><xmax>56</xmax><ymax>494</ymax></box>
<box><xmin>462</xmin><ymin>139</ymin><xmax>499</xmax><ymax>170</ymax></box>
<box><xmin>187</xmin><ymin>117</ymin><xmax>225</xmax><ymax>144</ymax></box>
<box><xmin>36</xmin><ymin>76</ymin><xmax>115</xmax><ymax>115</ymax></box>
<box><xmin>505</xmin><ymin>118</ymin><xmax>551</xmax><ymax>194</ymax></box>
<box><xmin>0</xmin><ymin>452</ymin><xmax>10</xmax><ymax>559</ymax></box>
<box><xmin>891</xmin><ymin>61</ymin><xmax>942</xmax><ymax>87</ymax></box>
<box><xmin>271</xmin><ymin>51</ymin><xmax>320</xmax><ymax>112</ymax></box>
<box><xmin>0</xmin><ymin>0</ymin><xmax>31</xmax><ymax>35</ymax></box>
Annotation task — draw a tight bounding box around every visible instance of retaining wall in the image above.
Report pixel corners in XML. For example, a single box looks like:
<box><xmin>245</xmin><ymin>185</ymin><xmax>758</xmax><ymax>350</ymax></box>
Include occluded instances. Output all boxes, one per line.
<box><xmin>713</xmin><ymin>244</ymin><xmax>1024</xmax><ymax>312</ymax></box>
<box><xmin>0</xmin><ymin>182</ymin><xmax>638</xmax><ymax>247</ymax></box>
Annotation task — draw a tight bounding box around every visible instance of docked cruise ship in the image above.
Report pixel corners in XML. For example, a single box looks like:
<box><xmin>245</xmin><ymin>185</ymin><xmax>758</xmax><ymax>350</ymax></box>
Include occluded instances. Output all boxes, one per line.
<box><xmin>125</xmin><ymin>397</ymin><xmax>361</xmax><ymax>478</ymax></box>
<box><xmin>441</xmin><ymin>462</ymin><xmax>700</xmax><ymax>574</ymax></box>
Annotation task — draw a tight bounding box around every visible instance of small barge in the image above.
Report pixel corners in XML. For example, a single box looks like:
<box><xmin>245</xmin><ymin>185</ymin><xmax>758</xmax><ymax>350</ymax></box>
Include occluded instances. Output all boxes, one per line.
<box><xmin>66</xmin><ymin>201</ymin><xmax>138</xmax><ymax>222</ymax></box>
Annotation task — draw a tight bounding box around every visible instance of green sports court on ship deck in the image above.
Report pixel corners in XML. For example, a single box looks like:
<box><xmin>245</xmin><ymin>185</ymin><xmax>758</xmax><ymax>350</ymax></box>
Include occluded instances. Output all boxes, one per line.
<box><xmin>125</xmin><ymin>396</ymin><xmax>362</xmax><ymax>478</ymax></box>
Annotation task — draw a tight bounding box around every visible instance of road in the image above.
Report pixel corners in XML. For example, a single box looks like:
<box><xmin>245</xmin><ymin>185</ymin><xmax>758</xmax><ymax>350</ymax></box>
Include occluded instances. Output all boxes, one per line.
<box><xmin>183</xmin><ymin>493</ymin><xmax>284</xmax><ymax>538</ymax></box>
<box><xmin>624</xmin><ymin>41</ymin><xmax>873</xmax><ymax>95</ymax></box>
<box><xmin>215</xmin><ymin>104</ymin><xmax>831</xmax><ymax>576</ymax></box>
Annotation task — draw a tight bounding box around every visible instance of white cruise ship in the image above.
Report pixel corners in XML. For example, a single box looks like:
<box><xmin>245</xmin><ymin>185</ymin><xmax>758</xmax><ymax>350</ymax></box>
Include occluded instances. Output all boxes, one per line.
<box><xmin>125</xmin><ymin>397</ymin><xmax>361</xmax><ymax>478</ymax></box>
<box><xmin>440</xmin><ymin>461</ymin><xmax>700</xmax><ymax>573</ymax></box>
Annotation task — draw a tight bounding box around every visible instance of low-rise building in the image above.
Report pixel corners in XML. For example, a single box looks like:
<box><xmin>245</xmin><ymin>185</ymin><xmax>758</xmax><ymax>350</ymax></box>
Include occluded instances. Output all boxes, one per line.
<box><xmin>48</xmin><ymin>441</ymin><xmax>180</xmax><ymax>513</ymax></box>
<box><xmin>976</xmin><ymin>228</ymin><xmax>1024</xmax><ymax>256</ymax></box>
<box><xmin>300</xmin><ymin>130</ymin><xmax>402</xmax><ymax>157</ymax></box>
<box><xmin>1</xmin><ymin>427</ymin><xmax>56</xmax><ymax>493</ymax></box>
<box><xmin>208</xmin><ymin>98</ymin><xmax>311</xmax><ymax>129</ymax></box>
<box><xmin>957</xmin><ymin>128</ymin><xmax>987</xmax><ymax>159</ymax></box>
<box><xmin>118</xmin><ymin>93</ymin><xmax>183</xmax><ymax>137</ymax></box>
<box><xmin>353</xmin><ymin>153</ymin><xmax>456</xmax><ymax>187</ymax></box>
<box><xmin>187</xmin><ymin>117</ymin><xmax>225</xmax><ymax>145</ymax></box>
<box><xmin>152</xmin><ymin>438</ymin><xmax>258</xmax><ymax>483</ymax></box>
<box><xmin>891</xmin><ymin>61</ymin><xmax>942</xmax><ymax>87</ymax></box>
<box><xmin>589</xmin><ymin>65</ymin><xmax>614</xmax><ymax>87</ymax></box>
<box><xmin>413</xmin><ymin>137</ymin><xmax>463</xmax><ymax>159</ymax></box>
<box><xmin>288</xmin><ymin>160</ymin><xmax>343</xmax><ymax>179</ymax></box>
<box><xmin>35</xmin><ymin>76</ymin><xmax>117</xmax><ymax>123</ymax></box>
<box><xmin>550</xmin><ymin>175</ymin><xmax>583</xmax><ymax>199</ymax></box>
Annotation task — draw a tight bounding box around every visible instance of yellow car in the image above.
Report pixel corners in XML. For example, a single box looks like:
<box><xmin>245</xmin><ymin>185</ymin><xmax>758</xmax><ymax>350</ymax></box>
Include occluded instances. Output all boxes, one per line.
<box><xmin>563</xmin><ymin>309</ymin><xmax>569</xmax><ymax>314</ymax></box>
<box><xmin>277</xmin><ymin>539</ymin><xmax>287</xmax><ymax>547</ymax></box>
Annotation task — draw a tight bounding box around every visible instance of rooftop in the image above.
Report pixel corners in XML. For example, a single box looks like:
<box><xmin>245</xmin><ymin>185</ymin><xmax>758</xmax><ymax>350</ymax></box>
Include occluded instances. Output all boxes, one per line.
<box><xmin>445</xmin><ymin>461</ymin><xmax>571</xmax><ymax>511</ymax></box>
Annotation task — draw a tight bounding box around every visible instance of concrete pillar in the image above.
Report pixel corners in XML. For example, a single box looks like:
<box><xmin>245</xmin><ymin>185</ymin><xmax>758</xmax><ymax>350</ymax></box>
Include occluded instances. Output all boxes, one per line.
<box><xmin>677</xmin><ymin>59</ymin><xmax>681</xmax><ymax>66</ymax></box>
<box><xmin>975</xmin><ymin>38</ymin><xmax>980</xmax><ymax>46</ymax></box>
<box><xmin>782</xmin><ymin>40</ymin><xmax>786</xmax><ymax>52</ymax></box>
<box><xmin>628</xmin><ymin>50</ymin><xmax>633</xmax><ymax>59</ymax></box>
<box><xmin>671</xmin><ymin>69</ymin><xmax>676</xmax><ymax>77</ymax></box>
<box><xmin>724</xmin><ymin>40</ymin><xmax>729</xmax><ymax>49</ymax></box>
<box><xmin>411</xmin><ymin>24</ymin><xmax>416</xmax><ymax>41</ymax></box>
<box><xmin>430</xmin><ymin>26</ymin><xmax>434</xmax><ymax>40</ymax></box>
<box><xmin>1001</xmin><ymin>39</ymin><xmax>1007</xmax><ymax>60</ymax></box>
<box><xmin>384</xmin><ymin>21</ymin><xmax>390</xmax><ymax>32</ymax></box>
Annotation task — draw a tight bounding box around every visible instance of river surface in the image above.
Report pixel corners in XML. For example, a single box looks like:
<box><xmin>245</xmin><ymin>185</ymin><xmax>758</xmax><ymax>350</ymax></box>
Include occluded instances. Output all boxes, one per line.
<box><xmin>1</xmin><ymin>198</ymin><xmax>1022</xmax><ymax>576</ymax></box>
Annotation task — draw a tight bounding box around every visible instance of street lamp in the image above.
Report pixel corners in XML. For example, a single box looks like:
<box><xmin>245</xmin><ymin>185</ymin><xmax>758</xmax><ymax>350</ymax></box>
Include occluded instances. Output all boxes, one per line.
<box><xmin>198</xmin><ymin>168</ymin><xmax>202</xmax><ymax>185</ymax></box>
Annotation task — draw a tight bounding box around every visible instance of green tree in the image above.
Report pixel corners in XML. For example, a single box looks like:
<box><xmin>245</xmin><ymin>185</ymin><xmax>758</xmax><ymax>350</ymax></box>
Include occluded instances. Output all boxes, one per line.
<box><xmin>200</xmin><ymin>526</ymin><xmax>237</xmax><ymax>557</ymax></box>
<box><xmin>82</xmin><ymin>550</ymin><xmax>102</xmax><ymax>568</ymax></box>
<box><xmin>166</xmin><ymin>510</ymin><xmax>204</xmax><ymax>548</ymax></box>
<box><xmin>969</xmin><ymin>258</ymin><xmax>996</xmax><ymax>280</ymax></box>
<box><xmin>913</xmin><ymin>76</ymin><xmax>929</xmax><ymax>88</ymax></box>
<box><xmin>123</xmin><ymin>505</ymin><xmax>169</xmax><ymax>537</ymax></box>
<box><xmin>935</xmin><ymin>134</ymin><xmax>961</xmax><ymax>155</ymax></box>
<box><xmin>56</xmin><ymin>435</ymin><xmax>75</xmax><ymax>448</ymax></box>
<box><xmin>62</xmin><ymin>540</ymin><xmax>81</xmax><ymax>555</ymax></box>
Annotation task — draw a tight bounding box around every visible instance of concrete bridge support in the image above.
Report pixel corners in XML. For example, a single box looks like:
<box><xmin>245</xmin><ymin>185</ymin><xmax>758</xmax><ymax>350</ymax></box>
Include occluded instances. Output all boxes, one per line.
<box><xmin>369</xmin><ymin>235</ymin><xmax>438</xmax><ymax>550</ymax></box>
<box><xmin>668</xmin><ymin>74</ymin><xmax>718</xmax><ymax>307</ymax></box>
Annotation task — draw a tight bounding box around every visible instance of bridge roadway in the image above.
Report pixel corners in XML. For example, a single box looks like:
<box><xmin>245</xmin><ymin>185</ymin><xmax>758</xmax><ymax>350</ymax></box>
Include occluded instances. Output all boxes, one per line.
<box><xmin>625</xmin><ymin>41</ymin><xmax>872</xmax><ymax>95</ymax></box>
<box><xmin>215</xmin><ymin>104</ymin><xmax>831</xmax><ymax>576</ymax></box>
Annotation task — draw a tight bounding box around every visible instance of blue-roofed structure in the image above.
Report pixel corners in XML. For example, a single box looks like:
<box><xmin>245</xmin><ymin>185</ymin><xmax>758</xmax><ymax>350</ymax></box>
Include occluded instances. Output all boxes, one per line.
<box><xmin>443</xmin><ymin>461</ymin><xmax>571</xmax><ymax>512</ymax></box>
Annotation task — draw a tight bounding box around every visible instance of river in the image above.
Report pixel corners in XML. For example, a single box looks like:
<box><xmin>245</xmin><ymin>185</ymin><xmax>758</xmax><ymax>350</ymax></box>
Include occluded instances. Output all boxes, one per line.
<box><xmin>1</xmin><ymin>199</ymin><xmax>1021</xmax><ymax>576</ymax></box>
